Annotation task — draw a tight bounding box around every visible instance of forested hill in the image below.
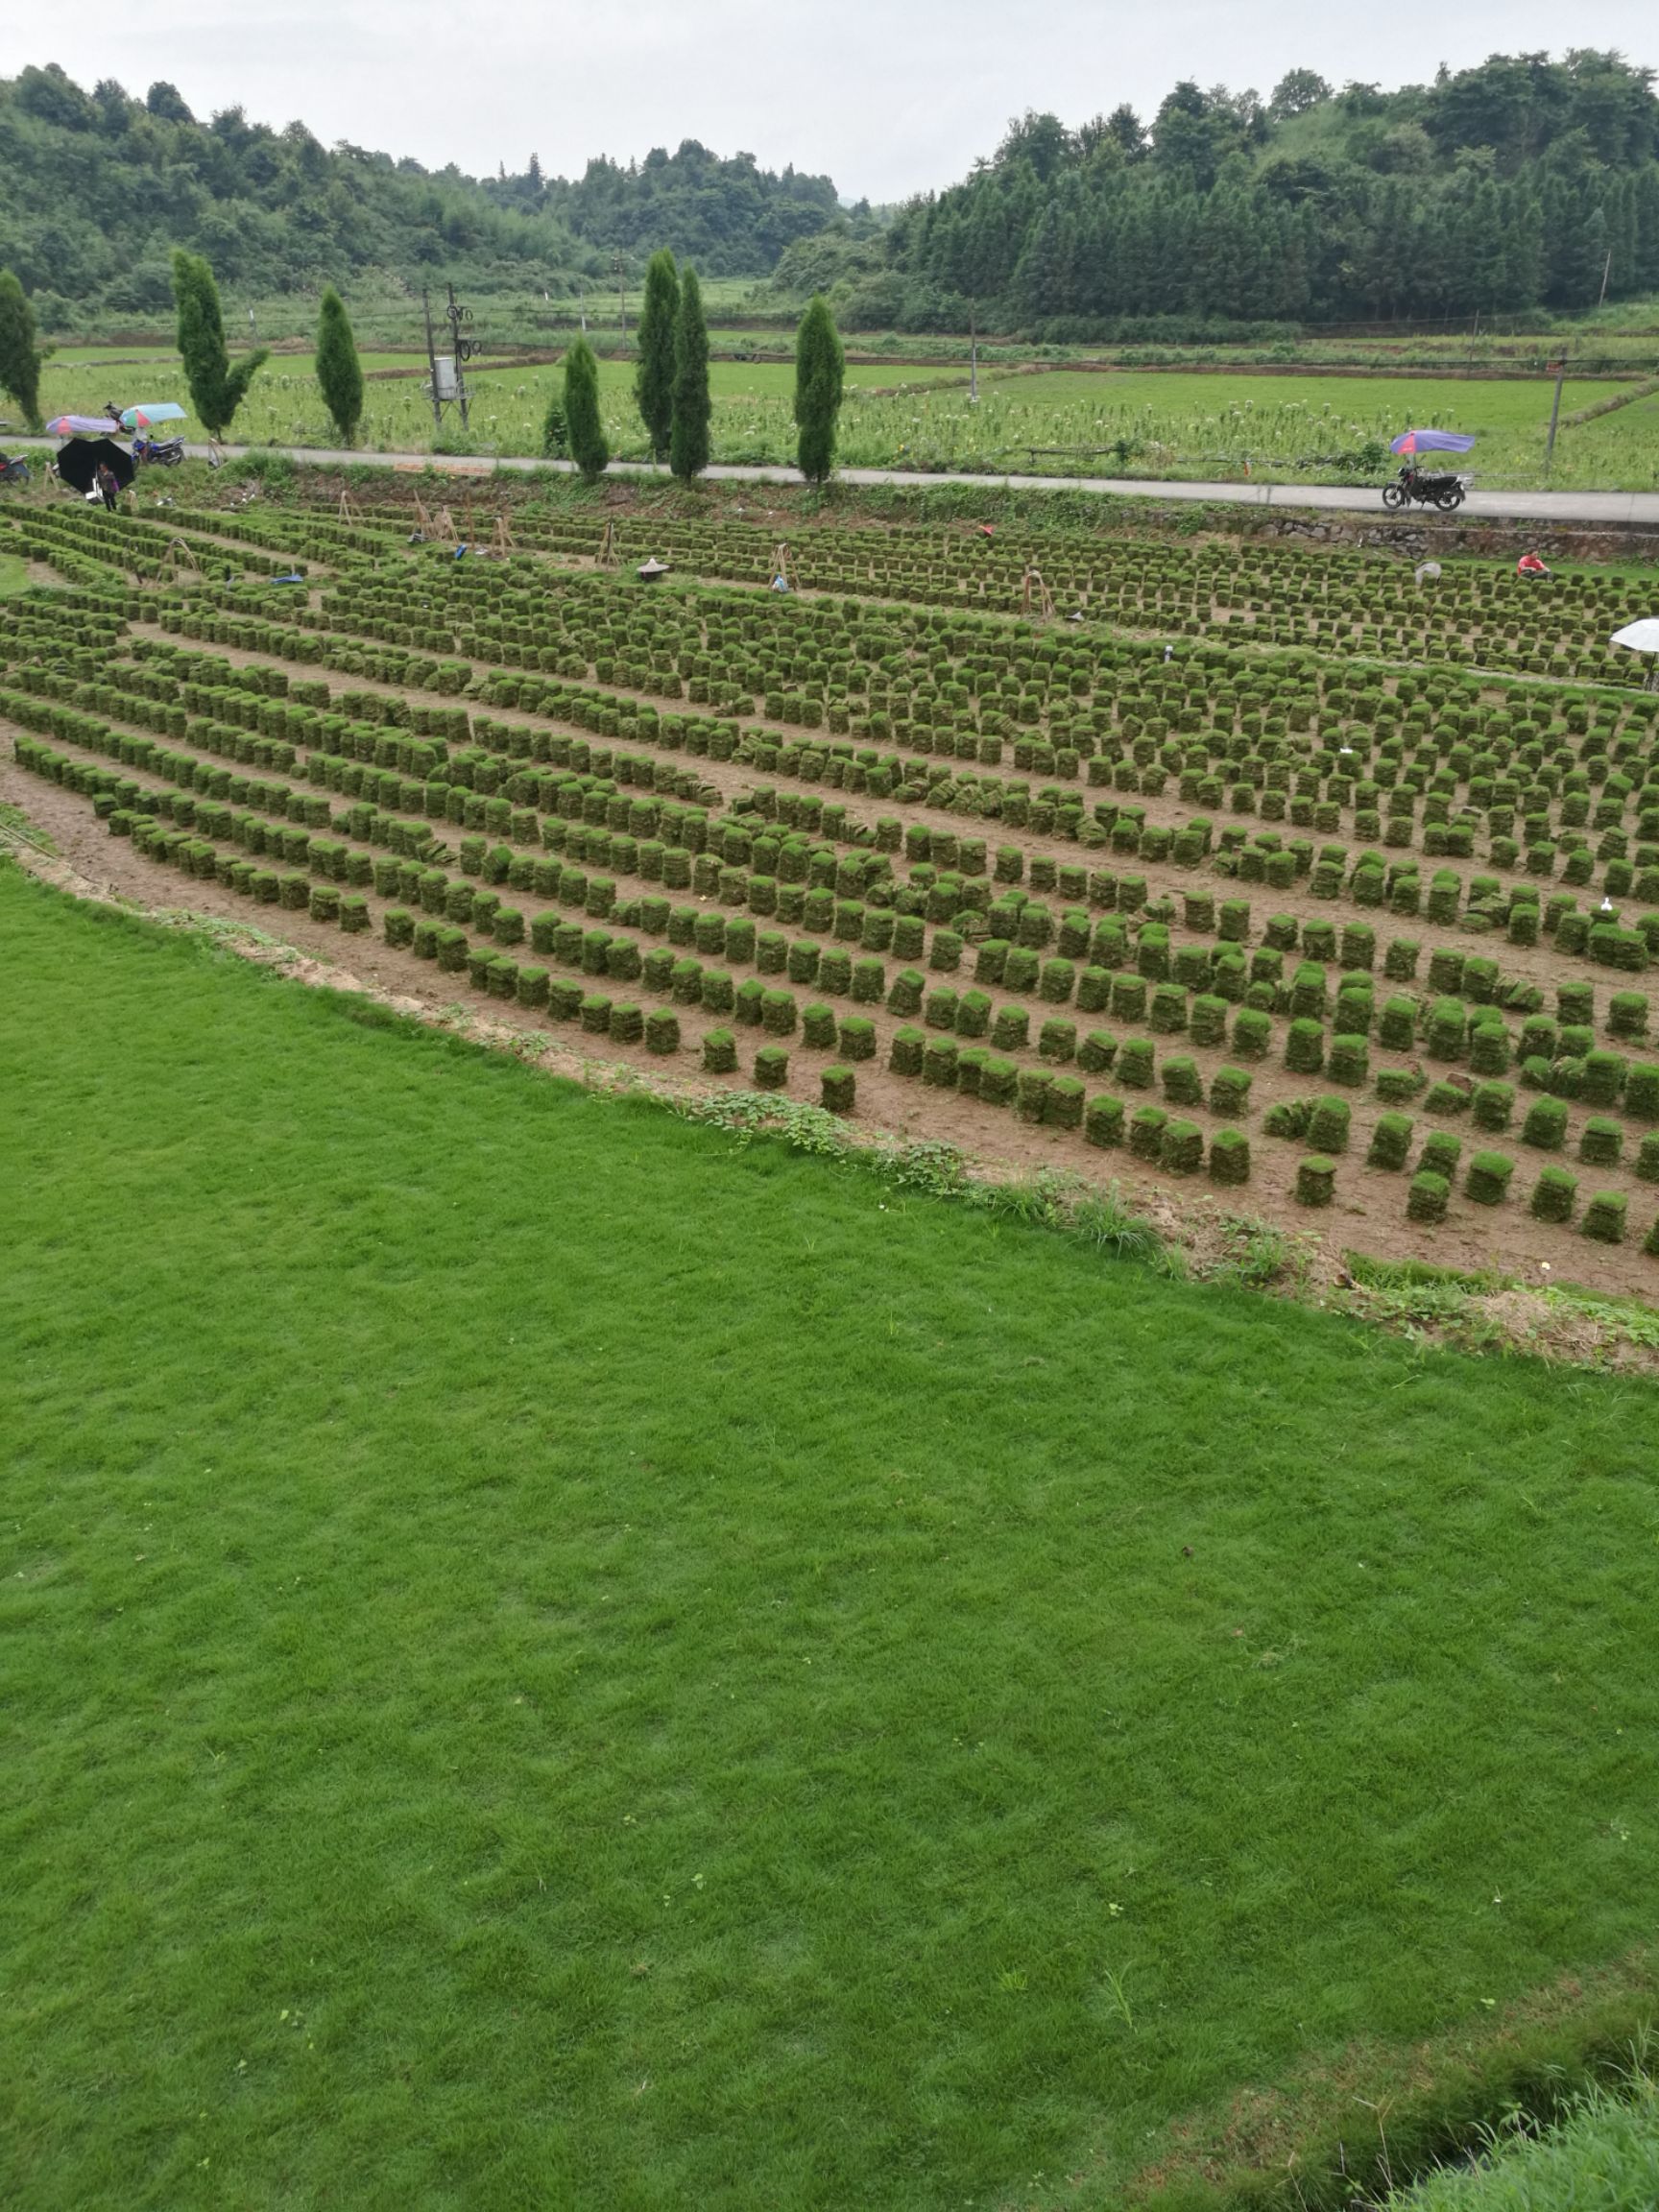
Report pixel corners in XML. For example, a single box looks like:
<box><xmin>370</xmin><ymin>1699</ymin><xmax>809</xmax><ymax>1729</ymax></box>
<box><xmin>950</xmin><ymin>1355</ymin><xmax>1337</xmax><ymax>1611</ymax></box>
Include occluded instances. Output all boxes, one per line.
<box><xmin>0</xmin><ymin>64</ymin><xmax>839</xmax><ymax>324</ymax></box>
<box><xmin>867</xmin><ymin>50</ymin><xmax>1659</xmax><ymax>333</ymax></box>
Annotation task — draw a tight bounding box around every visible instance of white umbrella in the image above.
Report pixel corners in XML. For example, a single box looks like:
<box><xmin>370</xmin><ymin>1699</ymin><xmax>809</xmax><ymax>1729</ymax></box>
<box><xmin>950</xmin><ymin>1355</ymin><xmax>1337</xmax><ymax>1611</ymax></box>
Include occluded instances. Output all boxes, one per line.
<box><xmin>1611</xmin><ymin>617</ymin><xmax>1659</xmax><ymax>654</ymax></box>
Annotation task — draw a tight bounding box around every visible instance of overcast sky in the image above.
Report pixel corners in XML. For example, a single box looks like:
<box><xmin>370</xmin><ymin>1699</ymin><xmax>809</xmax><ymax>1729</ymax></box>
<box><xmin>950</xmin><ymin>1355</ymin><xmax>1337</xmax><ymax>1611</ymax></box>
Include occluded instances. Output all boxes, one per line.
<box><xmin>6</xmin><ymin>1</ymin><xmax>1657</xmax><ymax>203</ymax></box>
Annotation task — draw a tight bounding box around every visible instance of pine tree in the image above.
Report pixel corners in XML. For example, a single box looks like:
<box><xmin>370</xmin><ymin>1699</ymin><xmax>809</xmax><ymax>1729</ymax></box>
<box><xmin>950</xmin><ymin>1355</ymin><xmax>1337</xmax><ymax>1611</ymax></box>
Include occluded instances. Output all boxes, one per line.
<box><xmin>793</xmin><ymin>295</ymin><xmax>845</xmax><ymax>485</ymax></box>
<box><xmin>170</xmin><ymin>250</ymin><xmax>268</xmax><ymax>435</ymax></box>
<box><xmin>634</xmin><ymin>249</ymin><xmax>680</xmax><ymax>463</ymax></box>
<box><xmin>563</xmin><ymin>336</ymin><xmax>608</xmax><ymax>481</ymax></box>
<box><xmin>0</xmin><ymin>269</ymin><xmax>44</xmax><ymax>431</ymax></box>
<box><xmin>315</xmin><ymin>286</ymin><xmax>364</xmax><ymax>446</ymax></box>
<box><xmin>669</xmin><ymin>265</ymin><xmax>709</xmax><ymax>481</ymax></box>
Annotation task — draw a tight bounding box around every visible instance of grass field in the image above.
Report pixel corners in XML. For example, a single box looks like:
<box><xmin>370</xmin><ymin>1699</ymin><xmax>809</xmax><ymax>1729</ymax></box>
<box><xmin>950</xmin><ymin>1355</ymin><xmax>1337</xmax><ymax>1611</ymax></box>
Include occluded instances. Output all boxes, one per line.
<box><xmin>34</xmin><ymin>349</ymin><xmax>1659</xmax><ymax>486</ymax></box>
<box><xmin>4</xmin><ymin>859</ymin><xmax>1659</xmax><ymax>2209</ymax></box>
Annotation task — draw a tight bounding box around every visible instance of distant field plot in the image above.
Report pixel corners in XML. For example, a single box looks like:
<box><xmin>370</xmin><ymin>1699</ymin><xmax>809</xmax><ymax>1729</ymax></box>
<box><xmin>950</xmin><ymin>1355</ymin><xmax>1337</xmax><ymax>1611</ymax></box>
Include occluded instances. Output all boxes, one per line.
<box><xmin>34</xmin><ymin>349</ymin><xmax>1659</xmax><ymax>486</ymax></box>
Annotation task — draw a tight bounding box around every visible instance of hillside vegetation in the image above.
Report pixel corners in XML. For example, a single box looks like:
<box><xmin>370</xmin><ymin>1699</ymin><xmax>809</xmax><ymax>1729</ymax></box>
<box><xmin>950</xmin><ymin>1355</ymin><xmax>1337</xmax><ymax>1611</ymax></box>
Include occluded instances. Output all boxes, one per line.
<box><xmin>0</xmin><ymin>64</ymin><xmax>838</xmax><ymax>326</ymax></box>
<box><xmin>818</xmin><ymin>51</ymin><xmax>1659</xmax><ymax>335</ymax></box>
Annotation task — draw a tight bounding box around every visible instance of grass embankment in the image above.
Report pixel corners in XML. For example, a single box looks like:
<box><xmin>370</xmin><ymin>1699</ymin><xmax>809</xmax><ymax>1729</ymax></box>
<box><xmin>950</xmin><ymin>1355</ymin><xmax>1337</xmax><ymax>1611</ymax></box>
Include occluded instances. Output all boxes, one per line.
<box><xmin>1387</xmin><ymin>2071</ymin><xmax>1659</xmax><ymax>2209</ymax></box>
<box><xmin>3</xmin><ymin>864</ymin><xmax>1657</xmax><ymax>2211</ymax></box>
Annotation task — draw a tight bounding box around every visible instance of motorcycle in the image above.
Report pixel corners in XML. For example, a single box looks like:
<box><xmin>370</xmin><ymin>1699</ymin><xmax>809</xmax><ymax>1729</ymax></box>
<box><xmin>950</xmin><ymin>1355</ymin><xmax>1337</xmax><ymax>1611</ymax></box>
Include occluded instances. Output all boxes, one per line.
<box><xmin>0</xmin><ymin>453</ymin><xmax>30</xmax><ymax>486</ymax></box>
<box><xmin>132</xmin><ymin>434</ymin><xmax>185</xmax><ymax>469</ymax></box>
<box><xmin>1382</xmin><ymin>464</ymin><xmax>1467</xmax><ymax>512</ymax></box>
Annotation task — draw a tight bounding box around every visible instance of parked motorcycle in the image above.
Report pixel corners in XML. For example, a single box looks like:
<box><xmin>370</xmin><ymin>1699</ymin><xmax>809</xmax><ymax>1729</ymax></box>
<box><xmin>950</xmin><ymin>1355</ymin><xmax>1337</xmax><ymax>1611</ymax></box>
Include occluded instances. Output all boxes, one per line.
<box><xmin>1382</xmin><ymin>464</ymin><xmax>1467</xmax><ymax>512</ymax></box>
<box><xmin>0</xmin><ymin>453</ymin><xmax>30</xmax><ymax>486</ymax></box>
<box><xmin>133</xmin><ymin>435</ymin><xmax>185</xmax><ymax>469</ymax></box>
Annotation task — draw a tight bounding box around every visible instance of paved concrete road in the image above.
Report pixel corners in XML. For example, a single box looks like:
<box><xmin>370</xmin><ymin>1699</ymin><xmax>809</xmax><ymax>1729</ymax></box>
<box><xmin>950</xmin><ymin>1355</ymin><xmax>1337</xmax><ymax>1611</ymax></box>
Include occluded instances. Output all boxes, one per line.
<box><xmin>9</xmin><ymin>436</ymin><xmax>1659</xmax><ymax>525</ymax></box>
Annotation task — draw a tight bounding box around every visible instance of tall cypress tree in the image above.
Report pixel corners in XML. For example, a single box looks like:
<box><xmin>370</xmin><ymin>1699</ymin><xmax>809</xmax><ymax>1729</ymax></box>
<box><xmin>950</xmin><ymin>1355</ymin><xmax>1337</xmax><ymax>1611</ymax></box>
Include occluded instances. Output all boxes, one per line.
<box><xmin>669</xmin><ymin>266</ymin><xmax>710</xmax><ymax>481</ymax></box>
<box><xmin>793</xmin><ymin>295</ymin><xmax>845</xmax><ymax>485</ymax></box>
<box><xmin>0</xmin><ymin>269</ymin><xmax>44</xmax><ymax>432</ymax></box>
<box><xmin>170</xmin><ymin>250</ymin><xmax>268</xmax><ymax>436</ymax></box>
<box><xmin>315</xmin><ymin>287</ymin><xmax>365</xmax><ymax>446</ymax></box>
<box><xmin>563</xmin><ymin>336</ymin><xmax>609</xmax><ymax>481</ymax></box>
<box><xmin>634</xmin><ymin>249</ymin><xmax>680</xmax><ymax>463</ymax></box>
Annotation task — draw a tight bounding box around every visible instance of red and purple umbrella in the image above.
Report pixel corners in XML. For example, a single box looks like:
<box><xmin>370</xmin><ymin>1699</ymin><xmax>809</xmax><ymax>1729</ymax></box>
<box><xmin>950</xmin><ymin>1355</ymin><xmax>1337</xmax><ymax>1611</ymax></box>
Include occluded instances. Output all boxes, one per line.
<box><xmin>46</xmin><ymin>413</ymin><xmax>124</xmax><ymax>438</ymax></box>
<box><xmin>1391</xmin><ymin>429</ymin><xmax>1477</xmax><ymax>456</ymax></box>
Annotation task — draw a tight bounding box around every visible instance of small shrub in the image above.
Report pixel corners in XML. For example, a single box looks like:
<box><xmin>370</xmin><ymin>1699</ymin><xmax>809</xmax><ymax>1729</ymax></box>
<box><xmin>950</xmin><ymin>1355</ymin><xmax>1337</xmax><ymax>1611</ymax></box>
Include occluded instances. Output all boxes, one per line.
<box><xmin>838</xmin><ymin>1015</ymin><xmax>877</xmax><ymax>1062</ymax></box>
<box><xmin>1046</xmin><ymin>1075</ymin><xmax>1085</xmax><ymax>1131</ymax></box>
<box><xmin>1578</xmin><ymin>1117</ymin><xmax>1623</xmax><ymax>1166</ymax></box>
<box><xmin>1160</xmin><ymin>1119</ymin><xmax>1204</xmax><ymax>1174</ymax></box>
<box><xmin>1160</xmin><ymin>1055</ymin><xmax>1203</xmax><ymax>1106</ymax></box>
<box><xmin>1581</xmin><ymin>1191</ymin><xmax>1628</xmax><ymax>1243</ymax></box>
<box><xmin>1295</xmin><ymin>1155</ymin><xmax>1336</xmax><ymax>1207</ymax></box>
<box><xmin>1039</xmin><ymin>1019</ymin><xmax>1077</xmax><ymax>1065</ymax></box>
<box><xmin>821</xmin><ymin>1065</ymin><xmax>856</xmax><ymax>1114</ymax></box>
<box><xmin>888</xmin><ymin>1025</ymin><xmax>926</xmax><ymax>1077</ymax></box>
<box><xmin>802</xmin><ymin>1003</ymin><xmax>837</xmax><ymax>1049</ymax></box>
<box><xmin>1284</xmin><ymin>1018</ymin><xmax>1324</xmax><ymax>1074</ymax></box>
<box><xmin>1464</xmin><ymin>1150</ymin><xmax>1515</xmax><ymax>1206</ymax></box>
<box><xmin>1208</xmin><ymin>1128</ymin><xmax>1251</xmax><ymax>1185</ymax></box>
<box><xmin>1407</xmin><ymin>1170</ymin><xmax>1449</xmax><ymax>1223</ymax></box>
<box><xmin>754</xmin><ymin>1046</ymin><xmax>789</xmax><ymax>1093</ymax></box>
<box><xmin>1326</xmin><ymin>1034</ymin><xmax>1369</xmax><ymax>1088</ymax></box>
<box><xmin>1529</xmin><ymin>1166</ymin><xmax>1578</xmax><ymax>1222</ymax></box>
<box><xmin>1085</xmin><ymin>1094</ymin><xmax>1125</xmax><ymax>1148</ymax></box>
<box><xmin>1016</xmin><ymin>1069</ymin><xmax>1053</xmax><ymax>1122</ymax></box>
<box><xmin>1127</xmin><ymin>1104</ymin><xmax>1168</xmax><ymax>1161</ymax></box>
<box><xmin>1306</xmin><ymin>1096</ymin><xmax>1351</xmax><ymax>1154</ymax></box>
<box><xmin>1420</xmin><ymin>1130</ymin><xmax>1462</xmax><ymax>1181</ymax></box>
<box><xmin>702</xmin><ymin>1027</ymin><xmax>737</xmax><ymax>1073</ymax></box>
<box><xmin>924</xmin><ymin>1038</ymin><xmax>960</xmax><ymax>1089</ymax></box>
<box><xmin>1367</xmin><ymin>1113</ymin><xmax>1414</xmax><ymax>1170</ymax></box>
<box><xmin>1117</xmin><ymin>1038</ymin><xmax>1155</xmax><ymax>1090</ymax></box>
<box><xmin>978</xmin><ymin>1057</ymin><xmax>1018</xmax><ymax>1108</ymax></box>
<box><xmin>1423</xmin><ymin>1079</ymin><xmax>1469</xmax><ymax>1117</ymax></box>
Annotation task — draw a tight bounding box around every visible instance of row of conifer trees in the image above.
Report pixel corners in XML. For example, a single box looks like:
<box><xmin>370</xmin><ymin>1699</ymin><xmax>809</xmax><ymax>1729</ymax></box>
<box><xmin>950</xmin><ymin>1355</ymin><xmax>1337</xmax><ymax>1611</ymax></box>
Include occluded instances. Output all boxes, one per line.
<box><xmin>0</xmin><ymin>248</ymin><xmax>847</xmax><ymax>482</ymax></box>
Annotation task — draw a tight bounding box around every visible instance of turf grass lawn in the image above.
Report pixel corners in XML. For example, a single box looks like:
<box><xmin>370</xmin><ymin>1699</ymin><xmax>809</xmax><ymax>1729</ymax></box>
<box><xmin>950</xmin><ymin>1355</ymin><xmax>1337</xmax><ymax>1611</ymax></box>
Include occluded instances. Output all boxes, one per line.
<box><xmin>3</xmin><ymin>863</ymin><xmax>1657</xmax><ymax>2211</ymax></box>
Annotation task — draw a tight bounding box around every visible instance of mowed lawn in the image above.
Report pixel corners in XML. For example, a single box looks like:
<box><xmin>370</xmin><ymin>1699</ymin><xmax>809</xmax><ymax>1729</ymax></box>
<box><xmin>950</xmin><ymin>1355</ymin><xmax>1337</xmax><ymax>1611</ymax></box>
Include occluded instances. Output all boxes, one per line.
<box><xmin>3</xmin><ymin>864</ymin><xmax>1657</xmax><ymax>2212</ymax></box>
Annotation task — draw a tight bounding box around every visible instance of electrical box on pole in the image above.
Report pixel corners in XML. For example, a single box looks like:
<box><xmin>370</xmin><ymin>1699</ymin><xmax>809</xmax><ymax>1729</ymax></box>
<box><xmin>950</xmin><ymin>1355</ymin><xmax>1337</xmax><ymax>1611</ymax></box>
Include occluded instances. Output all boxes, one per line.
<box><xmin>423</xmin><ymin>284</ymin><xmax>478</xmax><ymax>434</ymax></box>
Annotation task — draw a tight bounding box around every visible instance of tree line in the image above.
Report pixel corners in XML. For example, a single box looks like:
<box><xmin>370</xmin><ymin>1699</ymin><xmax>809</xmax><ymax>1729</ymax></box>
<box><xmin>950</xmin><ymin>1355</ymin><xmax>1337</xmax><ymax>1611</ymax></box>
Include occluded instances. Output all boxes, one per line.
<box><xmin>841</xmin><ymin>49</ymin><xmax>1659</xmax><ymax>332</ymax></box>
<box><xmin>0</xmin><ymin>246</ymin><xmax>848</xmax><ymax>486</ymax></box>
<box><xmin>0</xmin><ymin>63</ymin><xmax>838</xmax><ymax>326</ymax></box>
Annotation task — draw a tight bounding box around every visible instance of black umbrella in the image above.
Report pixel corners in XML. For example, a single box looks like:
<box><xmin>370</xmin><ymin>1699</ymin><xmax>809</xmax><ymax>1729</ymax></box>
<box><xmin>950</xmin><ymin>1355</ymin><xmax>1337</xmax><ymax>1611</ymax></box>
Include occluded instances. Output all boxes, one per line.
<box><xmin>56</xmin><ymin>438</ymin><xmax>136</xmax><ymax>493</ymax></box>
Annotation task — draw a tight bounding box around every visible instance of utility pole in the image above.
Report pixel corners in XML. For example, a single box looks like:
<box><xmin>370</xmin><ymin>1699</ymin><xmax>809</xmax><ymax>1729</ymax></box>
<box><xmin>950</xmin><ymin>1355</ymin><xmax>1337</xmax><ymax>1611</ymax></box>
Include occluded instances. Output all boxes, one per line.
<box><xmin>445</xmin><ymin>282</ymin><xmax>475</xmax><ymax>430</ymax></box>
<box><xmin>1543</xmin><ymin>357</ymin><xmax>1568</xmax><ymax>475</ymax></box>
<box><xmin>613</xmin><ymin>251</ymin><xmax>627</xmax><ymax>349</ymax></box>
<box><xmin>1599</xmin><ymin>249</ymin><xmax>1613</xmax><ymax>309</ymax></box>
<box><xmin>969</xmin><ymin>301</ymin><xmax>978</xmax><ymax>404</ymax></box>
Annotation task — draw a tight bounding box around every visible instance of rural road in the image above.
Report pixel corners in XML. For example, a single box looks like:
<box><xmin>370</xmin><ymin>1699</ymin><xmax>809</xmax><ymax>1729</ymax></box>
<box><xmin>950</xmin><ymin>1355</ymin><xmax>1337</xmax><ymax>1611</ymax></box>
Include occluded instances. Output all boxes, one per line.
<box><xmin>12</xmin><ymin>436</ymin><xmax>1659</xmax><ymax>524</ymax></box>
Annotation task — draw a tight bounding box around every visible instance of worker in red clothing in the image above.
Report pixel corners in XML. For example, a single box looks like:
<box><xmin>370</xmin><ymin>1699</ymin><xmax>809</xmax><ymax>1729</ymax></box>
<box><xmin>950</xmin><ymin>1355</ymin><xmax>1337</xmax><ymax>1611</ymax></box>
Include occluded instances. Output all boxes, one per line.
<box><xmin>1517</xmin><ymin>549</ymin><xmax>1551</xmax><ymax>578</ymax></box>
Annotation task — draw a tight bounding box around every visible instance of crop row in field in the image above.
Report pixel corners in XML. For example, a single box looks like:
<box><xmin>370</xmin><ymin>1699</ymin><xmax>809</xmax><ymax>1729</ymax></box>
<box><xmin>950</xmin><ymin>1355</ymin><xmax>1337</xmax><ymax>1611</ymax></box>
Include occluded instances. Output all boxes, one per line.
<box><xmin>7</xmin><ymin>488</ymin><xmax>1659</xmax><ymax>1289</ymax></box>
